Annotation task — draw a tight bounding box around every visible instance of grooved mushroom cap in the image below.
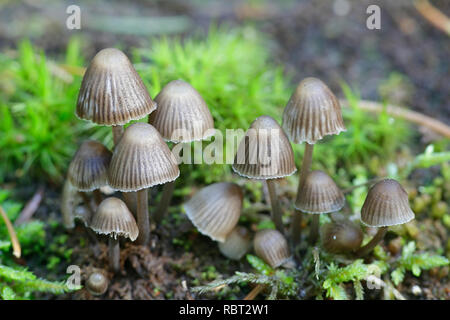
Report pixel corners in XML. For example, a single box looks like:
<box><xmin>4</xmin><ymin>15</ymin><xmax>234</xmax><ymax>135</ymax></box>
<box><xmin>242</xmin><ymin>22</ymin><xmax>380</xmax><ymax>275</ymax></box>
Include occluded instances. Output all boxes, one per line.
<box><xmin>107</xmin><ymin>123</ymin><xmax>180</xmax><ymax>192</ymax></box>
<box><xmin>67</xmin><ymin>140</ymin><xmax>112</xmax><ymax>192</ymax></box>
<box><xmin>254</xmin><ymin>229</ymin><xmax>291</xmax><ymax>268</ymax></box>
<box><xmin>218</xmin><ymin>226</ymin><xmax>252</xmax><ymax>260</ymax></box>
<box><xmin>295</xmin><ymin>170</ymin><xmax>345</xmax><ymax>213</ymax></box>
<box><xmin>86</xmin><ymin>272</ymin><xmax>109</xmax><ymax>296</ymax></box>
<box><xmin>320</xmin><ymin>220</ymin><xmax>363</xmax><ymax>254</ymax></box>
<box><xmin>232</xmin><ymin>115</ymin><xmax>297</xmax><ymax>179</ymax></box>
<box><xmin>184</xmin><ymin>182</ymin><xmax>243</xmax><ymax>243</ymax></box>
<box><xmin>361</xmin><ymin>179</ymin><xmax>415</xmax><ymax>227</ymax></box>
<box><xmin>90</xmin><ymin>197</ymin><xmax>139</xmax><ymax>241</ymax></box>
<box><xmin>149</xmin><ymin>79</ymin><xmax>214</xmax><ymax>143</ymax></box>
<box><xmin>76</xmin><ymin>48</ymin><xmax>156</xmax><ymax>125</ymax></box>
<box><xmin>282</xmin><ymin>77</ymin><xmax>346</xmax><ymax>145</ymax></box>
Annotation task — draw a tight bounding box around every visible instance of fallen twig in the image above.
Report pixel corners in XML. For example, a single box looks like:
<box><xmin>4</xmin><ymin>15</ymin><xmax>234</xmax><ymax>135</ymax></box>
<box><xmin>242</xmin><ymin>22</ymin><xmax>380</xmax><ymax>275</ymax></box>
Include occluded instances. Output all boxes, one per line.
<box><xmin>414</xmin><ymin>0</ymin><xmax>450</xmax><ymax>36</ymax></box>
<box><xmin>15</xmin><ymin>185</ymin><xmax>45</xmax><ymax>226</ymax></box>
<box><xmin>0</xmin><ymin>205</ymin><xmax>21</xmax><ymax>258</ymax></box>
<box><xmin>244</xmin><ymin>284</ymin><xmax>265</xmax><ymax>300</ymax></box>
<box><xmin>340</xmin><ymin>99</ymin><xmax>450</xmax><ymax>138</ymax></box>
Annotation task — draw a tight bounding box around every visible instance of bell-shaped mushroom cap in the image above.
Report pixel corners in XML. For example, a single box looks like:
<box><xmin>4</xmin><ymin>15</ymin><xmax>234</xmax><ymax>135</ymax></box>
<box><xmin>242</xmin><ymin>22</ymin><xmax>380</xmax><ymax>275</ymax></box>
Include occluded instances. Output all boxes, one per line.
<box><xmin>361</xmin><ymin>179</ymin><xmax>415</xmax><ymax>227</ymax></box>
<box><xmin>90</xmin><ymin>197</ymin><xmax>139</xmax><ymax>241</ymax></box>
<box><xmin>282</xmin><ymin>77</ymin><xmax>346</xmax><ymax>145</ymax></box>
<box><xmin>254</xmin><ymin>229</ymin><xmax>291</xmax><ymax>269</ymax></box>
<box><xmin>218</xmin><ymin>226</ymin><xmax>252</xmax><ymax>260</ymax></box>
<box><xmin>108</xmin><ymin>123</ymin><xmax>180</xmax><ymax>192</ymax></box>
<box><xmin>184</xmin><ymin>182</ymin><xmax>243</xmax><ymax>242</ymax></box>
<box><xmin>86</xmin><ymin>272</ymin><xmax>109</xmax><ymax>296</ymax></box>
<box><xmin>67</xmin><ymin>140</ymin><xmax>112</xmax><ymax>192</ymax></box>
<box><xmin>76</xmin><ymin>48</ymin><xmax>156</xmax><ymax>125</ymax></box>
<box><xmin>232</xmin><ymin>116</ymin><xmax>297</xmax><ymax>179</ymax></box>
<box><xmin>295</xmin><ymin>170</ymin><xmax>345</xmax><ymax>213</ymax></box>
<box><xmin>149</xmin><ymin>79</ymin><xmax>214</xmax><ymax>143</ymax></box>
<box><xmin>320</xmin><ymin>220</ymin><xmax>363</xmax><ymax>254</ymax></box>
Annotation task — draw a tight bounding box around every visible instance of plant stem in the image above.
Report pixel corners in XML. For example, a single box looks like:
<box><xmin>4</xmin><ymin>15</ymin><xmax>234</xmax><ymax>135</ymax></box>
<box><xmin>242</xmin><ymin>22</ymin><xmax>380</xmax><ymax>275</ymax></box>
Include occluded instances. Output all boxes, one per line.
<box><xmin>153</xmin><ymin>180</ymin><xmax>176</xmax><ymax>224</ymax></box>
<box><xmin>291</xmin><ymin>143</ymin><xmax>314</xmax><ymax>246</ymax></box>
<box><xmin>112</xmin><ymin>125</ymin><xmax>124</xmax><ymax>146</ymax></box>
<box><xmin>354</xmin><ymin>226</ymin><xmax>388</xmax><ymax>258</ymax></box>
<box><xmin>136</xmin><ymin>189</ymin><xmax>150</xmax><ymax>245</ymax></box>
<box><xmin>93</xmin><ymin>189</ymin><xmax>103</xmax><ymax>205</ymax></box>
<box><xmin>109</xmin><ymin>237</ymin><xmax>120</xmax><ymax>273</ymax></box>
<box><xmin>266</xmin><ymin>179</ymin><xmax>284</xmax><ymax>235</ymax></box>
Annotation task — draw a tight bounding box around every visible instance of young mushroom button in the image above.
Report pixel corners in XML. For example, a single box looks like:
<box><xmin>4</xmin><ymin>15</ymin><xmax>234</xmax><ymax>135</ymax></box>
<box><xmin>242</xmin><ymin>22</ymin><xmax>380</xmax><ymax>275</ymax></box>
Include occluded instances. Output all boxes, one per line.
<box><xmin>254</xmin><ymin>229</ymin><xmax>293</xmax><ymax>269</ymax></box>
<box><xmin>218</xmin><ymin>226</ymin><xmax>252</xmax><ymax>260</ymax></box>
<box><xmin>320</xmin><ymin>220</ymin><xmax>363</xmax><ymax>254</ymax></box>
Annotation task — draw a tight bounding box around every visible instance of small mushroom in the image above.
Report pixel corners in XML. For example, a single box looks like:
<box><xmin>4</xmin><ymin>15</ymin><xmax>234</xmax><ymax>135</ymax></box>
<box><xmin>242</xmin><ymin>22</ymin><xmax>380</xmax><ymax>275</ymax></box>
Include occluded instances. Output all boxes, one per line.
<box><xmin>320</xmin><ymin>220</ymin><xmax>363</xmax><ymax>254</ymax></box>
<box><xmin>86</xmin><ymin>271</ymin><xmax>109</xmax><ymax>296</ymax></box>
<box><xmin>296</xmin><ymin>170</ymin><xmax>345</xmax><ymax>243</ymax></box>
<box><xmin>149</xmin><ymin>79</ymin><xmax>214</xmax><ymax>223</ymax></box>
<box><xmin>90</xmin><ymin>197</ymin><xmax>139</xmax><ymax>273</ymax></box>
<box><xmin>354</xmin><ymin>179</ymin><xmax>415</xmax><ymax>257</ymax></box>
<box><xmin>218</xmin><ymin>226</ymin><xmax>252</xmax><ymax>260</ymax></box>
<box><xmin>76</xmin><ymin>48</ymin><xmax>156</xmax><ymax>144</ymax></box>
<box><xmin>232</xmin><ymin>115</ymin><xmax>297</xmax><ymax>235</ymax></box>
<box><xmin>254</xmin><ymin>229</ymin><xmax>293</xmax><ymax>269</ymax></box>
<box><xmin>282</xmin><ymin>77</ymin><xmax>346</xmax><ymax>246</ymax></box>
<box><xmin>184</xmin><ymin>182</ymin><xmax>243</xmax><ymax>242</ymax></box>
<box><xmin>67</xmin><ymin>140</ymin><xmax>112</xmax><ymax>208</ymax></box>
<box><xmin>107</xmin><ymin>123</ymin><xmax>179</xmax><ymax>245</ymax></box>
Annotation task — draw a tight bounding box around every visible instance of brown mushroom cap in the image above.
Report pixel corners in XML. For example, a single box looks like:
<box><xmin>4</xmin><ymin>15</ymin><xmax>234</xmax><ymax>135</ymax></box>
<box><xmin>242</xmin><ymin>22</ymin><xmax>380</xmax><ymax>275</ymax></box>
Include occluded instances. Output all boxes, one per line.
<box><xmin>254</xmin><ymin>229</ymin><xmax>291</xmax><ymax>268</ymax></box>
<box><xmin>282</xmin><ymin>77</ymin><xmax>346</xmax><ymax>145</ymax></box>
<box><xmin>76</xmin><ymin>48</ymin><xmax>156</xmax><ymax>125</ymax></box>
<box><xmin>361</xmin><ymin>179</ymin><xmax>415</xmax><ymax>227</ymax></box>
<box><xmin>295</xmin><ymin>170</ymin><xmax>345</xmax><ymax>213</ymax></box>
<box><xmin>107</xmin><ymin>122</ymin><xmax>180</xmax><ymax>192</ymax></box>
<box><xmin>232</xmin><ymin>115</ymin><xmax>297</xmax><ymax>179</ymax></box>
<box><xmin>86</xmin><ymin>272</ymin><xmax>109</xmax><ymax>296</ymax></box>
<box><xmin>90</xmin><ymin>197</ymin><xmax>139</xmax><ymax>241</ymax></box>
<box><xmin>320</xmin><ymin>220</ymin><xmax>363</xmax><ymax>254</ymax></box>
<box><xmin>218</xmin><ymin>226</ymin><xmax>252</xmax><ymax>260</ymax></box>
<box><xmin>149</xmin><ymin>79</ymin><xmax>214</xmax><ymax>143</ymax></box>
<box><xmin>184</xmin><ymin>182</ymin><xmax>243</xmax><ymax>242</ymax></box>
<box><xmin>67</xmin><ymin>140</ymin><xmax>112</xmax><ymax>192</ymax></box>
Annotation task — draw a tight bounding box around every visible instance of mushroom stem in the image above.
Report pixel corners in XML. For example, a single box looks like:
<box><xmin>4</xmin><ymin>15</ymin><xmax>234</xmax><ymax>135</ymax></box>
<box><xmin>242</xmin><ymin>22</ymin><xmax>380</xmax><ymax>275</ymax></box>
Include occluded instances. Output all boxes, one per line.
<box><xmin>153</xmin><ymin>180</ymin><xmax>176</xmax><ymax>224</ymax></box>
<box><xmin>291</xmin><ymin>143</ymin><xmax>314</xmax><ymax>245</ymax></box>
<box><xmin>309</xmin><ymin>215</ymin><xmax>320</xmax><ymax>244</ymax></box>
<box><xmin>112</xmin><ymin>125</ymin><xmax>124</xmax><ymax>146</ymax></box>
<box><xmin>244</xmin><ymin>284</ymin><xmax>265</xmax><ymax>300</ymax></box>
<box><xmin>93</xmin><ymin>189</ymin><xmax>103</xmax><ymax>205</ymax></box>
<box><xmin>136</xmin><ymin>189</ymin><xmax>150</xmax><ymax>245</ymax></box>
<box><xmin>266</xmin><ymin>179</ymin><xmax>285</xmax><ymax>235</ymax></box>
<box><xmin>108</xmin><ymin>237</ymin><xmax>120</xmax><ymax>273</ymax></box>
<box><xmin>354</xmin><ymin>226</ymin><xmax>388</xmax><ymax>258</ymax></box>
<box><xmin>79</xmin><ymin>192</ymin><xmax>95</xmax><ymax>216</ymax></box>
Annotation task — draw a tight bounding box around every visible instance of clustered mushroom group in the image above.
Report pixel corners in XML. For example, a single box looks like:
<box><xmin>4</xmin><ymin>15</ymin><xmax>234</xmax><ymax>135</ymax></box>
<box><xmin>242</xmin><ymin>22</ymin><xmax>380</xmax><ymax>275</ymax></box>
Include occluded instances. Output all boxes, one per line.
<box><xmin>61</xmin><ymin>48</ymin><xmax>416</xmax><ymax>296</ymax></box>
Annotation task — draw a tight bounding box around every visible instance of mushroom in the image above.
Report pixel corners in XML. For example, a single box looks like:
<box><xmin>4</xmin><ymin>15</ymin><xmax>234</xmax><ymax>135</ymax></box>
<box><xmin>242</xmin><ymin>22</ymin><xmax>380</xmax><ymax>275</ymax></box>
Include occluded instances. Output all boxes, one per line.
<box><xmin>149</xmin><ymin>79</ymin><xmax>214</xmax><ymax>223</ymax></box>
<box><xmin>86</xmin><ymin>271</ymin><xmax>109</xmax><ymax>296</ymax></box>
<box><xmin>107</xmin><ymin>123</ymin><xmax>179</xmax><ymax>245</ymax></box>
<box><xmin>282</xmin><ymin>77</ymin><xmax>346</xmax><ymax>245</ymax></box>
<box><xmin>90</xmin><ymin>197</ymin><xmax>139</xmax><ymax>272</ymax></box>
<box><xmin>296</xmin><ymin>170</ymin><xmax>345</xmax><ymax>243</ymax></box>
<box><xmin>76</xmin><ymin>48</ymin><xmax>156</xmax><ymax>214</ymax></box>
<box><xmin>184</xmin><ymin>182</ymin><xmax>243</xmax><ymax>242</ymax></box>
<box><xmin>320</xmin><ymin>220</ymin><xmax>363</xmax><ymax>254</ymax></box>
<box><xmin>253</xmin><ymin>229</ymin><xmax>293</xmax><ymax>269</ymax></box>
<box><xmin>354</xmin><ymin>179</ymin><xmax>415</xmax><ymax>257</ymax></box>
<box><xmin>67</xmin><ymin>140</ymin><xmax>112</xmax><ymax>209</ymax></box>
<box><xmin>76</xmin><ymin>48</ymin><xmax>156</xmax><ymax>145</ymax></box>
<box><xmin>218</xmin><ymin>226</ymin><xmax>252</xmax><ymax>260</ymax></box>
<box><xmin>232</xmin><ymin>115</ymin><xmax>297</xmax><ymax>235</ymax></box>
